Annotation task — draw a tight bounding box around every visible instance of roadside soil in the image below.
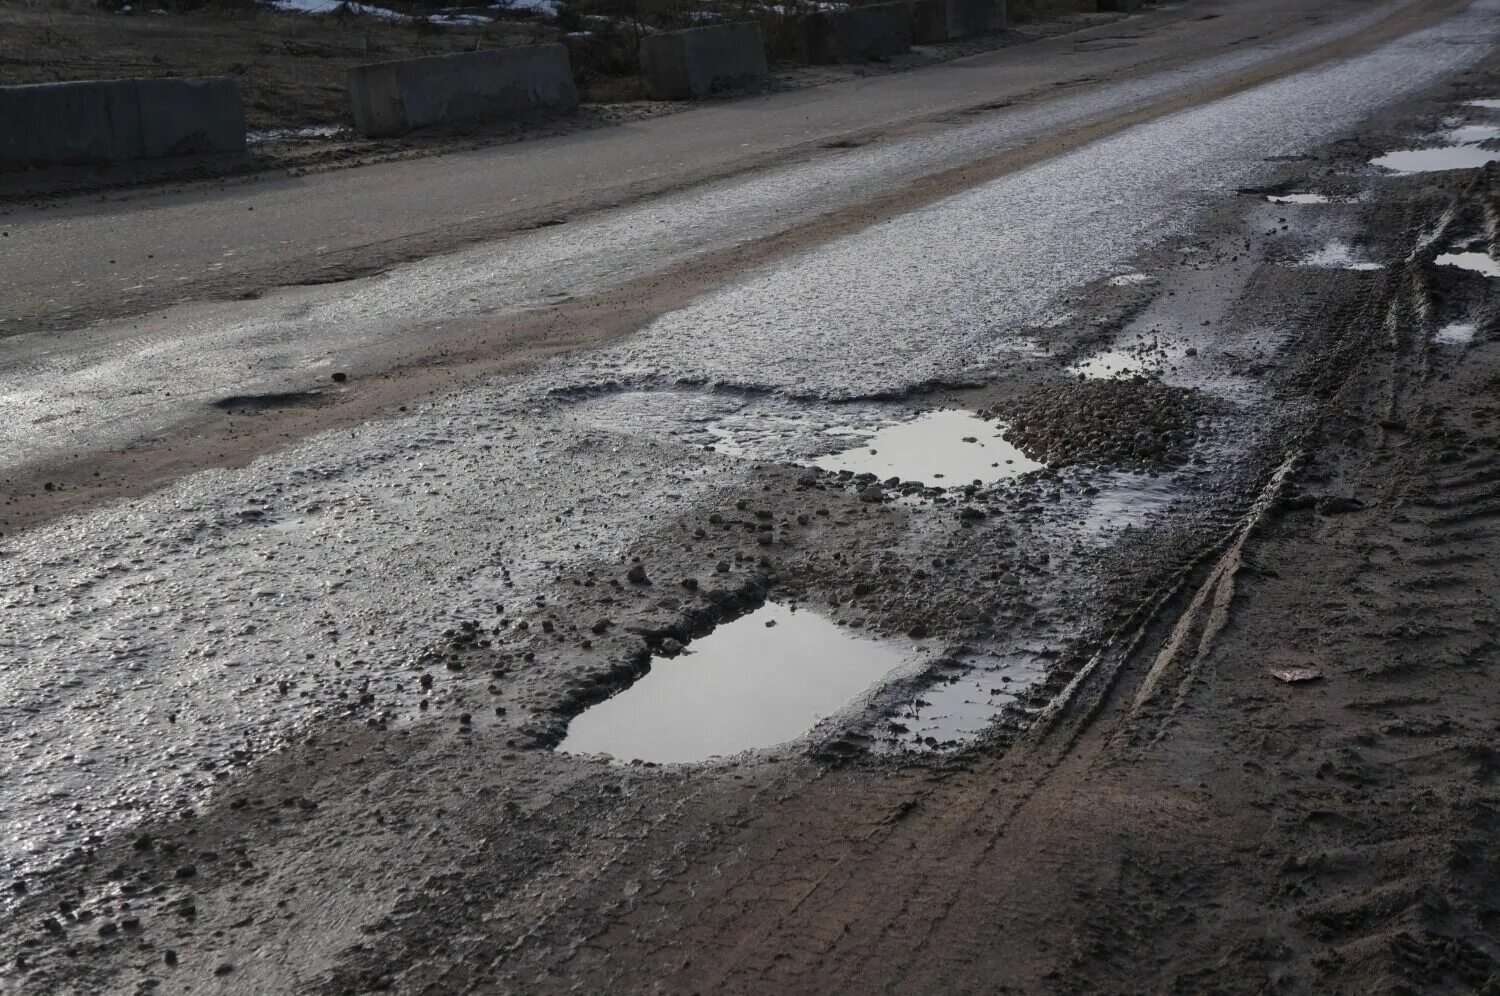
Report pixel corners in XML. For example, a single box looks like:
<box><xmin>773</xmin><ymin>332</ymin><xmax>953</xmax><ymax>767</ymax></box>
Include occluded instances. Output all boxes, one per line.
<box><xmin>0</xmin><ymin>0</ymin><xmax>1113</xmax><ymax>202</ymax></box>
<box><xmin>3</xmin><ymin>54</ymin><xmax>1498</xmax><ymax>995</ymax></box>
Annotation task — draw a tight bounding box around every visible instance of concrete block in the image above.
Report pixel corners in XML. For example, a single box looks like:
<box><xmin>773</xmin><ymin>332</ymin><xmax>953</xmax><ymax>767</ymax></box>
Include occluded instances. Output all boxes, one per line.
<box><xmin>0</xmin><ymin>76</ymin><xmax>244</xmax><ymax>168</ymax></box>
<box><xmin>912</xmin><ymin>0</ymin><xmax>1002</xmax><ymax>42</ymax></box>
<box><xmin>640</xmin><ymin>22</ymin><xmax>769</xmax><ymax>101</ymax></box>
<box><xmin>135</xmin><ymin>77</ymin><xmax>246</xmax><ymax>159</ymax></box>
<box><xmin>809</xmin><ymin>1</ymin><xmax>913</xmax><ymax>64</ymax></box>
<box><xmin>348</xmin><ymin>44</ymin><xmax>578</xmax><ymax>138</ymax></box>
<box><xmin>1097</xmin><ymin>0</ymin><xmax>1142</xmax><ymax>10</ymax></box>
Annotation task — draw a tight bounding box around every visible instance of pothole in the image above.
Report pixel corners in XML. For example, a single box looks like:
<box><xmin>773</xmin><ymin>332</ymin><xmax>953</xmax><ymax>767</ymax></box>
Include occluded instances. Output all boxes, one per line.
<box><xmin>813</xmin><ymin>409</ymin><xmax>1041</xmax><ymax>486</ymax></box>
<box><xmin>1298</xmin><ymin>241</ymin><xmax>1383</xmax><ymax>271</ymax></box>
<box><xmin>1067</xmin><ymin>339</ymin><xmax>1186</xmax><ymax>380</ymax></box>
<box><xmin>211</xmin><ymin>391</ymin><xmax>328</xmax><ymax>414</ymax></box>
<box><xmin>1436</xmin><ymin>251</ymin><xmax>1500</xmax><ymax>278</ymax></box>
<box><xmin>1445</xmin><ymin>123</ymin><xmax>1500</xmax><ymax>145</ymax></box>
<box><xmin>558</xmin><ymin>602</ymin><xmax>917</xmax><ymax>763</ymax></box>
<box><xmin>1265</xmin><ymin>192</ymin><xmax>1334</xmax><ymax>205</ymax></box>
<box><xmin>1372</xmin><ymin>145</ymin><xmax>1500</xmax><ymax>173</ymax></box>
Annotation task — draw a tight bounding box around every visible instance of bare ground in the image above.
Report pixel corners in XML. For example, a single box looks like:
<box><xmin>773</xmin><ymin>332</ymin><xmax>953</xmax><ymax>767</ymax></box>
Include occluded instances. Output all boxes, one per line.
<box><xmin>5</xmin><ymin>62</ymin><xmax>1500</xmax><ymax>993</ymax></box>
<box><xmin>3</xmin><ymin>6</ymin><xmax>1500</xmax><ymax>995</ymax></box>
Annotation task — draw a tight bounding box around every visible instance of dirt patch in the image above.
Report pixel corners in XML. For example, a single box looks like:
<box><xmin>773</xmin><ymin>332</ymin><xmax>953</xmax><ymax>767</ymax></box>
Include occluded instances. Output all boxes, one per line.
<box><xmin>999</xmin><ymin>377</ymin><xmax>1215</xmax><ymax>470</ymax></box>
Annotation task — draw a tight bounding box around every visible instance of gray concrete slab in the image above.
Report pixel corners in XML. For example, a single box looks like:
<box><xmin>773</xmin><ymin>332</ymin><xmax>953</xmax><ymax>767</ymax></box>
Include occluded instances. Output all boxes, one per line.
<box><xmin>640</xmin><ymin>22</ymin><xmax>769</xmax><ymax>100</ymax></box>
<box><xmin>0</xmin><ymin>77</ymin><xmax>242</xmax><ymax>168</ymax></box>
<box><xmin>810</xmin><ymin>1</ymin><xmax>914</xmax><ymax>63</ymax></box>
<box><xmin>348</xmin><ymin>45</ymin><xmax>579</xmax><ymax>138</ymax></box>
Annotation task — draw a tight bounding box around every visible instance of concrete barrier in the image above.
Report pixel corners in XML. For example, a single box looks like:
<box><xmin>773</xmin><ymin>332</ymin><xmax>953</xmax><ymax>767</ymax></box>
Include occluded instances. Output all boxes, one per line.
<box><xmin>1097</xmin><ymin>0</ymin><xmax>1142</xmax><ymax>10</ymax></box>
<box><xmin>348</xmin><ymin>44</ymin><xmax>578</xmax><ymax>138</ymax></box>
<box><xmin>640</xmin><ymin>22</ymin><xmax>769</xmax><ymax>100</ymax></box>
<box><xmin>0</xmin><ymin>77</ymin><xmax>244</xmax><ymax>169</ymax></box>
<box><xmin>809</xmin><ymin>2</ymin><xmax>913</xmax><ymax>64</ymax></box>
<box><xmin>911</xmin><ymin>0</ymin><xmax>1003</xmax><ymax>42</ymax></box>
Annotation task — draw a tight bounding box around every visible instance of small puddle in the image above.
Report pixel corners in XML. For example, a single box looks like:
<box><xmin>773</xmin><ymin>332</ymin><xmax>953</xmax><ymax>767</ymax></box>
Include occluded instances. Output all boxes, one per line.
<box><xmin>1372</xmin><ymin>145</ymin><xmax>1500</xmax><ymax>173</ymax></box>
<box><xmin>1446</xmin><ymin>124</ymin><xmax>1500</xmax><ymax>145</ymax></box>
<box><xmin>1266</xmin><ymin>192</ymin><xmax>1332</xmax><ymax>205</ymax></box>
<box><xmin>558</xmin><ymin>603</ymin><xmax>915</xmax><ymax>763</ymax></box>
<box><xmin>1067</xmin><ymin>343</ymin><xmax>1171</xmax><ymax>379</ymax></box>
<box><xmin>814</xmin><ymin>410</ymin><xmax>1041</xmax><ymax>485</ymax></box>
<box><xmin>1436</xmin><ymin>322</ymin><xmax>1478</xmax><ymax>345</ymax></box>
<box><xmin>1299</xmin><ymin>241</ymin><xmax>1383</xmax><ymax>271</ymax></box>
<box><xmin>1467</xmin><ymin>99</ymin><xmax>1500</xmax><ymax>109</ymax></box>
<box><xmin>1107</xmin><ymin>271</ymin><xmax>1154</xmax><ymax>286</ymax></box>
<box><xmin>1436</xmin><ymin>251</ymin><xmax>1500</xmax><ymax>278</ymax></box>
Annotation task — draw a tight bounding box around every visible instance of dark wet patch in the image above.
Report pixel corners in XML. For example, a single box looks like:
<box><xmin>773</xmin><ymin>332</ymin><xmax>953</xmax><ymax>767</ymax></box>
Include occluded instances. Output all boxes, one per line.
<box><xmin>211</xmin><ymin>391</ymin><xmax>329</xmax><ymax>415</ymax></box>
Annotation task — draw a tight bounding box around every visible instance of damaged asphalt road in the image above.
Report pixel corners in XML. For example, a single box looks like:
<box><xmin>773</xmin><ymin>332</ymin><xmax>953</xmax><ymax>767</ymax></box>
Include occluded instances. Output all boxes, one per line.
<box><xmin>4</xmin><ymin>0</ymin><xmax>1500</xmax><ymax>992</ymax></box>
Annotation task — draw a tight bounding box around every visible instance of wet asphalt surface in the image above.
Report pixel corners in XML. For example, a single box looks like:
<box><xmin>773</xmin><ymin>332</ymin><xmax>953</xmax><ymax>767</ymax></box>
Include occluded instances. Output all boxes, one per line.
<box><xmin>4</xmin><ymin>0</ymin><xmax>1500</xmax><ymax>990</ymax></box>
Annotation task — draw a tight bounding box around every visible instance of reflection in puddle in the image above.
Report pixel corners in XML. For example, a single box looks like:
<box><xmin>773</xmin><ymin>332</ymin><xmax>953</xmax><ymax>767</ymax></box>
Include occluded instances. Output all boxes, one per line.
<box><xmin>1436</xmin><ymin>251</ymin><xmax>1500</xmax><ymax>278</ymax></box>
<box><xmin>1436</xmin><ymin>322</ymin><xmax>1477</xmax><ymax>345</ymax></box>
<box><xmin>1372</xmin><ymin>145</ymin><xmax>1500</xmax><ymax>173</ymax></box>
<box><xmin>559</xmin><ymin>603</ymin><xmax>914</xmax><ymax>763</ymax></box>
<box><xmin>814</xmin><ymin>410</ymin><xmax>1041</xmax><ymax>485</ymax></box>
<box><xmin>1299</xmin><ymin>241</ymin><xmax>1383</xmax><ymax>271</ymax></box>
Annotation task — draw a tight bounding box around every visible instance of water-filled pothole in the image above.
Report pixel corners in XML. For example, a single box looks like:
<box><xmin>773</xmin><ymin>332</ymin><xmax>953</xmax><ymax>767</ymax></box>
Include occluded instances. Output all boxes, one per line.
<box><xmin>1067</xmin><ymin>341</ymin><xmax>1184</xmax><ymax>380</ymax></box>
<box><xmin>1436</xmin><ymin>251</ymin><xmax>1500</xmax><ymax>278</ymax></box>
<box><xmin>1266</xmin><ymin>192</ymin><xmax>1333</xmax><ymax>205</ymax></box>
<box><xmin>1445</xmin><ymin>124</ymin><xmax>1500</xmax><ymax>145</ymax></box>
<box><xmin>558</xmin><ymin>602</ymin><xmax>915</xmax><ymax>763</ymax></box>
<box><xmin>1372</xmin><ymin>145</ymin><xmax>1500</xmax><ymax>173</ymax></box>
<box><xmin>1299</xmin><ymin>241</ymin><xmax>1383</xmax><ymax>271</ymax></box>
<box><xmin>814</xmin><ymin>410</ymin><xmax>1041</xmax><ymax>485</ymax></box>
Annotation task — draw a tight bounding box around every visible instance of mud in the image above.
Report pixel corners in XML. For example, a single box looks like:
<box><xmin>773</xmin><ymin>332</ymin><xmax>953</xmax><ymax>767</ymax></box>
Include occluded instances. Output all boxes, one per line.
<box><xmin>4</xmin><ymin>7</ymin><xmax>1500</xmax><ymax>996</ymax></box>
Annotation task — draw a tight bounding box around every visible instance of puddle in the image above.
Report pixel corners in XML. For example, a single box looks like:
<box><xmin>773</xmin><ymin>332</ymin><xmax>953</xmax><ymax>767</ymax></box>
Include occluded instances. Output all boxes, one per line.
<box><xmin>1436</xmin><ymin>251</ymin><xmax>1500</xmax><ymax>278</ymax></box>
<box><xmin>1299</xmin><ymin>241</ymin><xmax>1383</xmax><ymax>271</ymax></box>
<box><xmin>558</xmin><ymin>603</ymin><xmax>914</xmax><ymax>763</ymax></box>
<box><xmin>1078</xmin><ymin>471</ymin><xmax>1182</xmax><ymax>533</ymax></box>
<box><xmin>1067</xmin><ymin>343</ymin><xmax>1172</xmax><ymax>379</ymax></box>
<box><xmin>891</xmin><ymin>649</ymin><xmax>1048</xmax><ymax>747</ymax></box>
<box><xmin>1466</xmin><ymin>99</ymin><xmax>1500</xmax><ymax>109</ymax></box>
<box><xmin>1436</xmin><ymin>322</ymin><xmax>1478</xmax><ymax>345</ymax></box>
<box><xmin>1445</xmin><ymin>123</ymin><xmax>1500</xmax><ymax>145</ymax></box>
<box><xmin>1266</xmin><ymin>192</ymin><xmax>1332</xmax><ymax>204</ymax></box>
<box><xmin>1372</xmin><ymin>145</ymin><xmax>1500</xmax><ymax>173</ymax></box>
<box><xmin>1107</xmin><ymin>272</ymin><xmax>1154</xmax><ymax>286</ymax></box>
<box><xmin>814</xmin><ymin>410</ymin><xmax>1041</xmax><ymax>485</ymax></box>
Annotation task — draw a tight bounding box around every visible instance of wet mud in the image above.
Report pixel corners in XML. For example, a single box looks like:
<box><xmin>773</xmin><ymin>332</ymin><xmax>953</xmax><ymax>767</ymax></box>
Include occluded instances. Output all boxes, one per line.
<box><xmin>5</xmin><ymin>8</ymin><xmax>1500</xmax><ymax>995</ymax></box>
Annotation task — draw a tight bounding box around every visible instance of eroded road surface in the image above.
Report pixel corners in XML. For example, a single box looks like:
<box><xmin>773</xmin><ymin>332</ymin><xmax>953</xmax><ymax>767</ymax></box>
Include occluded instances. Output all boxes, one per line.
<box><xmin>4</xmin><ymin>0</ymin><xmax>1500</xmax><ymax>992</ymax></box>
